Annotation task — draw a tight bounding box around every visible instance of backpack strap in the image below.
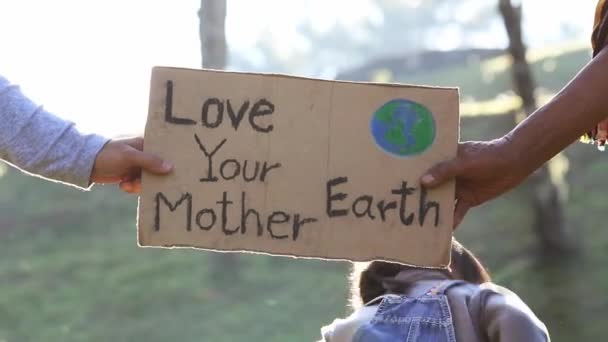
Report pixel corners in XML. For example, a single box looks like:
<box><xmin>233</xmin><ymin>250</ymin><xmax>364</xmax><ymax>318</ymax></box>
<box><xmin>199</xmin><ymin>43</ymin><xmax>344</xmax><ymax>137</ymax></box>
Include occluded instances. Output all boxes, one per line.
<box><xmin>433</xmin><ymin>280</ymin><xmax>490</xmax><ymax>342</ymax></box>
<box><xmin>434</xmin><ymin>280</ymin><xmax>466</xmax><ymax>295</ymax></box>
<box><xmin>468</xmin><ymin>288</ymin><xmax>491</xmax><ymax>342</ymax></box>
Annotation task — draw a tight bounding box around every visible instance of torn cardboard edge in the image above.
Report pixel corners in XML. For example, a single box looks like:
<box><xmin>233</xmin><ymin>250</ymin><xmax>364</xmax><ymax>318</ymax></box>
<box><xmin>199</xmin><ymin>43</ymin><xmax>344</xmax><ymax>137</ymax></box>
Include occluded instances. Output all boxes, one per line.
<box><xmin>136</xmin><ymin>209</ymin><xmax>451</xmax><ymax>271</ymax></box>
<box><xmin>152</xmin><ymin>66</ymin><xmax>460</xmax><ymax>92</ymax></box>
<box><xmin>138</xmin><ymin>67</ymin><xmax>458</xmax><ymax>269</ymax></box>
<box><xmin>136</xmin><ymin>200</ymin><xmax>452</xmax><ymax>269</ymax></box>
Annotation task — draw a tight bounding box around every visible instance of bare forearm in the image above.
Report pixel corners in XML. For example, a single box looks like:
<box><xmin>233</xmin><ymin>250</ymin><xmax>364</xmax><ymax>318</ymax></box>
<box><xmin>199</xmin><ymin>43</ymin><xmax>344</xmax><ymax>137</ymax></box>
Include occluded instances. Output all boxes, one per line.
<box><xmin>504</xmin><ymin>48</ymin><xmax>608</xmax><ymax>175</ymax></box>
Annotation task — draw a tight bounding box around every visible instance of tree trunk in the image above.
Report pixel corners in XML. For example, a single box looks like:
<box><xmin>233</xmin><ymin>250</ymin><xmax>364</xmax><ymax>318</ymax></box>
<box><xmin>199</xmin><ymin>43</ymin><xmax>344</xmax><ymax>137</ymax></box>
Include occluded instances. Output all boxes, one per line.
<box><xmin>199</xmin><ymin>0</ymin><xmax>242</xmax><ymax>283</ymax></box>
<box><xmin>498</xmin><ymin>0</ymin><xmax>574</xmax><ymax>254</ymax></box>
<box><xmin>199</xmin><ymin>0</ymin><xmax>227</xmax><ymax>69</ymax></box>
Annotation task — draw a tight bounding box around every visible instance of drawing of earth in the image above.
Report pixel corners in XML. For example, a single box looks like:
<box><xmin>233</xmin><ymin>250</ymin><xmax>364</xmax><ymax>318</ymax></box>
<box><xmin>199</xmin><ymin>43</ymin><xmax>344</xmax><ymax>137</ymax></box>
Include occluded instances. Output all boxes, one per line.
<box><xmin>370</xmin><ymin>99</ymin><xmax>436</xmax><ymax>157</ymax></box>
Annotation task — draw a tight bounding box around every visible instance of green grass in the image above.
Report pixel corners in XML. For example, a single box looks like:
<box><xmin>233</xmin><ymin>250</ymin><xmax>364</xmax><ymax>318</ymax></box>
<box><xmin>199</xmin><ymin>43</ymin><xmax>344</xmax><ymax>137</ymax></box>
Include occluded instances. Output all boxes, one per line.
<box><xmin>396</xmin><ymin>43</ymin><xmax>591</xmax><ymax>103</ymax></box>
<box><xmin>1</xmin><ymin>43</ymin><xmax>606</xmax><ymax>341</ymax></box>
<box><xmin>0</xmin><ymin>174</ymin><xmax>350</xmax><ymax>342</ymax></box>
<box><xmin>371</xmin><ymin>44</ymin><xmax>591</xmax><ymax>117</ymax></box>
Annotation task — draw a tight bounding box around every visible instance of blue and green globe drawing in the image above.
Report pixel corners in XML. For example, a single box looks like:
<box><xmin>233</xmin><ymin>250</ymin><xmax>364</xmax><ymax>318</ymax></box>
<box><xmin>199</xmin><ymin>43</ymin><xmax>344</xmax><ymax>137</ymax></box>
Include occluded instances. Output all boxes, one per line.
<box><xmin>370</xmin><ymin>99</ymin><xmax>436</xmax><ymax>157</ymax></box>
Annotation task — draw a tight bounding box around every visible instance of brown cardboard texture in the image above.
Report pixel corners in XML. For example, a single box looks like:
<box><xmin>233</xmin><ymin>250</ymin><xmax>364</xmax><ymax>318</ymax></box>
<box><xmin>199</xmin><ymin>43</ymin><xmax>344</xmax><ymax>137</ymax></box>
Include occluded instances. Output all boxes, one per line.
<box><xmin>138</xmin><ymin>67</ymin><xmax>459</xmax><ymax>268</ymax></box>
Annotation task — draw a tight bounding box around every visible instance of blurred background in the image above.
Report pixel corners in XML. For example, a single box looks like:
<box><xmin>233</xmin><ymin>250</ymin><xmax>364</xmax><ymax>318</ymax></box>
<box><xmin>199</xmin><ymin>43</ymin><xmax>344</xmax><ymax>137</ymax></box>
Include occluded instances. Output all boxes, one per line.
<box><xmin>0</xmin><ymin>0</ymin><xmax>605</xmax><ymax>341</ymax></box>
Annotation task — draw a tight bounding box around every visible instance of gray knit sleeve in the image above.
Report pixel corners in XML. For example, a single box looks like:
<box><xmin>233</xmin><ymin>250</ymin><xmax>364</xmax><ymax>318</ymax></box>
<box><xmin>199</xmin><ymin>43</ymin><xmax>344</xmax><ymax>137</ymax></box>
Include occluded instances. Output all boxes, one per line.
<box><xmin>475</xmin><ymin>283</ymin><xmax>550</xmax><ymax>342</ymax></box>
<box><xmin>0</xmin><ymin>75</ymin><xmax>109</xmax><ymax>189</ymax></box>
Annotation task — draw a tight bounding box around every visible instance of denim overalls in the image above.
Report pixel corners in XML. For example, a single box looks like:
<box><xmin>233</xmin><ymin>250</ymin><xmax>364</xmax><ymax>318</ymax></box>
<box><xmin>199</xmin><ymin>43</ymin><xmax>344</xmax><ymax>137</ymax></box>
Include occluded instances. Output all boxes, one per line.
<box><xmin>352</xmin><ymin>280</ymin><xmax>463</xmax><ymax>342</ymax></box>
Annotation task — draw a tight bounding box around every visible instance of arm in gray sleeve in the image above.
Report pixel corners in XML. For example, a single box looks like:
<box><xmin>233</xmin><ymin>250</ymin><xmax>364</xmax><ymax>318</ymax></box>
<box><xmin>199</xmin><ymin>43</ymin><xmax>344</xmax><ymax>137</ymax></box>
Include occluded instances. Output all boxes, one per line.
<box><xmin>477</xmin><ymin>284</ymin><xmax>550</xmax><ymax>342</ymax></box>
<box><xmin>0</xmin><ymin>74</ymin><xmax>109</xmax><ymax>189</ymax></box>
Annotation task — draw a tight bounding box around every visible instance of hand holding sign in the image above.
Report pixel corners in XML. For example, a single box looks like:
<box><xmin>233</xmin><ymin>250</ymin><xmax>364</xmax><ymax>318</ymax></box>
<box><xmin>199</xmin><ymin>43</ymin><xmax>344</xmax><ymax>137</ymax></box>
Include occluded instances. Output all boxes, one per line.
<box><xmin>138</xmin><ymin>67</ymin><xmax>459</xmax><ymax>267</ymax></box>
<box><xmin>91</xmin><ymin>137</ymin><xmax>173</xmax><ymax>193</ymax></box>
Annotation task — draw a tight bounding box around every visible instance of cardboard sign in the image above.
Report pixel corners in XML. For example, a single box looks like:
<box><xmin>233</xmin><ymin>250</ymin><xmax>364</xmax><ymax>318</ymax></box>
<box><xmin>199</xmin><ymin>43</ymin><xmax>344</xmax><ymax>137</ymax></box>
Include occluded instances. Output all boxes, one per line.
<box><xmin>138</xmin><ymin>67</ymin><xmax>459</xmax><ymax>268</ymax></box>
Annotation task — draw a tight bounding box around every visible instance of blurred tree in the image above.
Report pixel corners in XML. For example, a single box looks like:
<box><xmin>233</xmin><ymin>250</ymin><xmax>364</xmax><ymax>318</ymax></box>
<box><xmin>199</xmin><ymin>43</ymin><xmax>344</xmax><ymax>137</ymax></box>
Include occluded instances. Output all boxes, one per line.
<box><xmin>498</xmin><ymin>0</ymin><xmax>574</xmax><ymax>254</ymax></box>
<box><xmin>241</xmin><ymin>0</ymin><xmax>498</xmax><ymax>77</ymax></box>
<box><xmin>200</xmin><ymin>0</ymin><xmax>227</xmax><ymax>69</ymax></box>
<box><xmin>199</xmin><ymin>0</ymin><xmax>243</xmax><ymax>283</ymax></box>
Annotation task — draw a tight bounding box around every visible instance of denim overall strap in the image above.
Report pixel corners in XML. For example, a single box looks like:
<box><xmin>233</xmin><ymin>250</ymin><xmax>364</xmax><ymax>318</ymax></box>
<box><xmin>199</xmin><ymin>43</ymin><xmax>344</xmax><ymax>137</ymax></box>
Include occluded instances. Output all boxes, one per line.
<box><xmin>353</xmin><ymin>280</ymin><xmax>458</xmax><ymax>342</ymax></box>
<box><xmin>364</xmin><ymin>279</ymin><xmax>449</xmax><ymax>306</ymax></box>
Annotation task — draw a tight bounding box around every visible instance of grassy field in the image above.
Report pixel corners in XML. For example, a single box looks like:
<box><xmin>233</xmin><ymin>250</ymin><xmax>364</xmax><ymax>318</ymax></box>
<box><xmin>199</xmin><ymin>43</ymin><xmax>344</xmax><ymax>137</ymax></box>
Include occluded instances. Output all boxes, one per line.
<box><xmin>0</xmin><ymin>173</ymin><xmax>350</xmax><ymax>342</ymax></box>
<box><xmin>1</xmin><ymin>44</ymin><xmax>607</xmax><ymax>341</ymax></box>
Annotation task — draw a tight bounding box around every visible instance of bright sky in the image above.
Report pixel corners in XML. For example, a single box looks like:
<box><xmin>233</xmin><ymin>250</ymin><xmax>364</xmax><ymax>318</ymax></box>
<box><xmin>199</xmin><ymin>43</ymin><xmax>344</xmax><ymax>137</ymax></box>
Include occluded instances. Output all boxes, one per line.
<box><xmin>0</xmin><ymin>0</ymin><xmax>597</xmax><ymax>136</ymax></box>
